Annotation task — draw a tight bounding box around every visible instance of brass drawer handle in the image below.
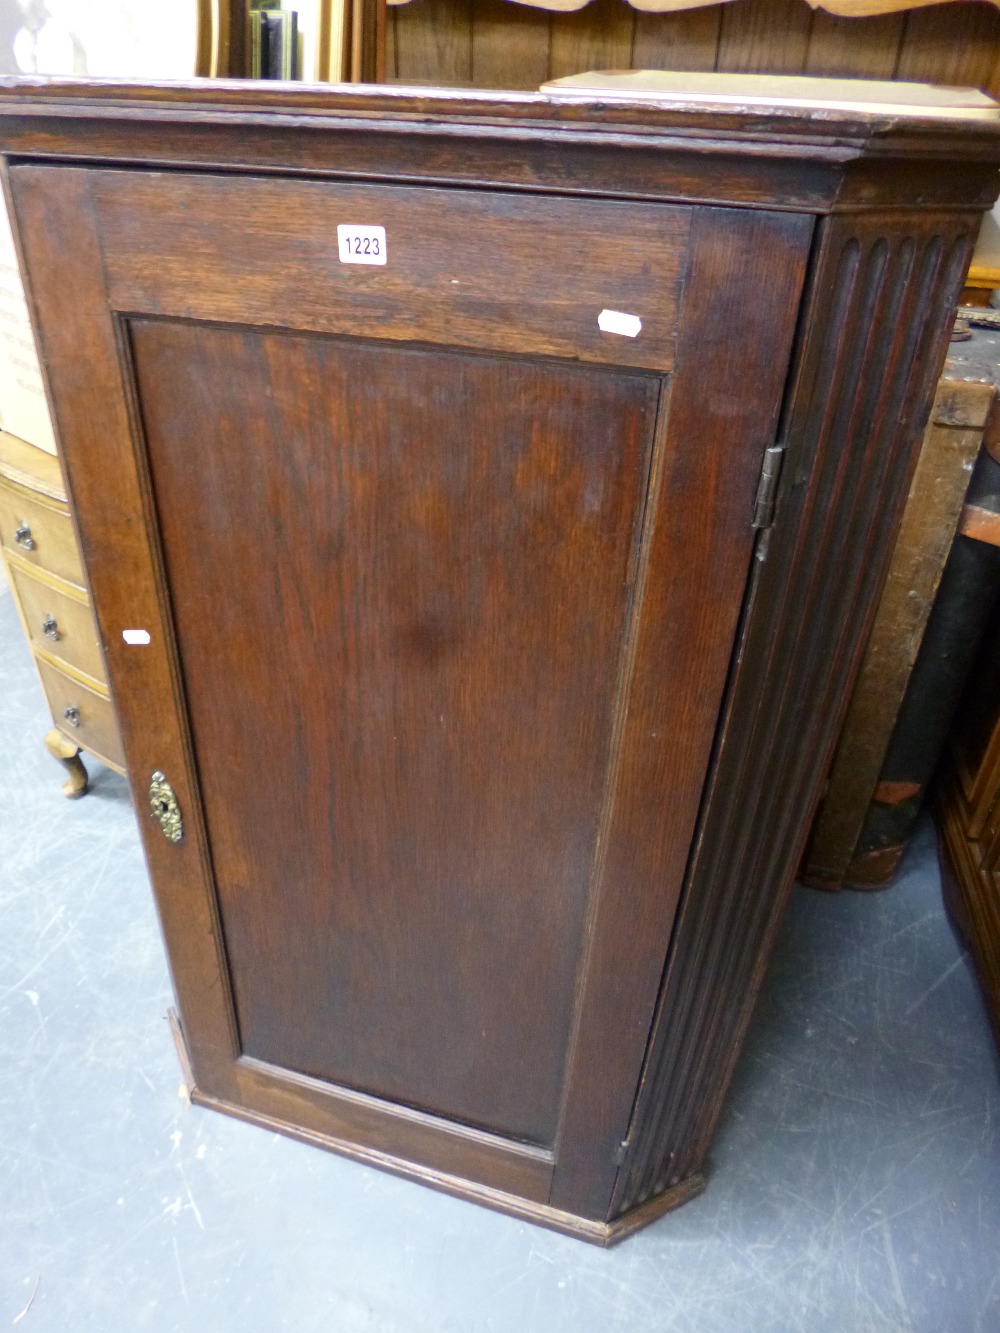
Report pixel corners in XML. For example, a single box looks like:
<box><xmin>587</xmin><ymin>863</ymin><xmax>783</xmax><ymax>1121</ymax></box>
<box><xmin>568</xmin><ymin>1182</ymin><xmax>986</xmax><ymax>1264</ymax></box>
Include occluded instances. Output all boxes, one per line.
<box><xmin>42</xmin><ymin>615</ymin><xmax>61</xmax><ymax>642</ymax></box>
<box><xmin>14</xmin><ymin>521</ymin><xmax>36</xmax><ymax>550</ymax></box>
<box><xmin>63</xmin><ymin>704</ymin><xmax>81</xmax><ymax>728</ymax></box>
<box><xmin>149</xmin><ymin>771</ymin><xmax>183</xmax><ymax>844</ymax></box>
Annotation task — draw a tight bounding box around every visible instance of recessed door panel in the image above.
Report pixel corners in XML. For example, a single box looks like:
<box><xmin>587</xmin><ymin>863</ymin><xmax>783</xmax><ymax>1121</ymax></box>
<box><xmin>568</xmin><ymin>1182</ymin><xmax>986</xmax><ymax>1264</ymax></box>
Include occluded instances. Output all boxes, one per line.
<box><xmin>130</xmin><ymin>318</ymin><xmax>660</xmax><ymax>1145</ymax></box>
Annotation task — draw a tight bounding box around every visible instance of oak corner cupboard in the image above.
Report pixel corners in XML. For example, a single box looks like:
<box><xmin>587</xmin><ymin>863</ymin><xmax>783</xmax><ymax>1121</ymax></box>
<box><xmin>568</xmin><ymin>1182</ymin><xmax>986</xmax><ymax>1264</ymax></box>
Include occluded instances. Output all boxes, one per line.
<box><xmin>3</xmin><ymin>75</ymin><xmax>998</xmax><ymax>1245</ymax></box>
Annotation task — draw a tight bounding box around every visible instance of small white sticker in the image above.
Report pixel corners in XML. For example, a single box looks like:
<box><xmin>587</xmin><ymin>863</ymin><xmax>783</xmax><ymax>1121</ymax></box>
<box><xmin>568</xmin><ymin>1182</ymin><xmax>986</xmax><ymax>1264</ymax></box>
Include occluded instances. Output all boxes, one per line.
<box><xmin>123</xmin><ymin>629</ymin><xmax>151</xmax><ymax>645</ymax></box>
<box><xmin>337</xmin><ymin>225</ymin><xmax>387</xmax><ymax>266</ymax></box>
<box><xmin>598</xmin><ymin>309</ymin><xmax>642</xmax><ymax>338</ymax></box>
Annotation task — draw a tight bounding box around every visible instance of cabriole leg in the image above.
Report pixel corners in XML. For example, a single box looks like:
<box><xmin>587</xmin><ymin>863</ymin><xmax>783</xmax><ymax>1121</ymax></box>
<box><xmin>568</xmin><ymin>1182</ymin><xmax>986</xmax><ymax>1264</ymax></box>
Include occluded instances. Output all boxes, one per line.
<box><xmin>45</xmin><ymin>727</ymin><xmax>88</xmax><ymax>799</ymax></box>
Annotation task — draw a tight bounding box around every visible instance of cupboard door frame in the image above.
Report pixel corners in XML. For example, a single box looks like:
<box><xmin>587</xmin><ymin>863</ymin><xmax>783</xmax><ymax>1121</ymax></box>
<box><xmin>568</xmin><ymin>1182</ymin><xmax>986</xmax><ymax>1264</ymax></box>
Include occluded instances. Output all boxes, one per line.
<box><xmin>8</xmin><ymin>159</ymin><xmax>810</xmax><ymax>1232</ymax></box>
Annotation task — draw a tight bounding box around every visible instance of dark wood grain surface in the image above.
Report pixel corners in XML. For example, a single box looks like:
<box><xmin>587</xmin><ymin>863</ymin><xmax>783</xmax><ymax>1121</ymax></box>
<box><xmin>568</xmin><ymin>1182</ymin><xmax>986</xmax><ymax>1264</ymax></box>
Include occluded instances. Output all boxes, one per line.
<box><xmin>4</xmin><ymin>81</ymin><xmax>999</xmax><ymax>1241</ymax></box>
<box><xmin>92</xmin><ymin>171</ymin><xmax>688</xmax><ymax>373</ymax></box>
<box><xmin>130</xmin><ymin>318</ymin><xmax>658</xmax><ymax>1145</ymax></box>
<box><xmin>1</xmin><ymin>78</ymin><xmax>999</xmax><ymax>218</ymax></box>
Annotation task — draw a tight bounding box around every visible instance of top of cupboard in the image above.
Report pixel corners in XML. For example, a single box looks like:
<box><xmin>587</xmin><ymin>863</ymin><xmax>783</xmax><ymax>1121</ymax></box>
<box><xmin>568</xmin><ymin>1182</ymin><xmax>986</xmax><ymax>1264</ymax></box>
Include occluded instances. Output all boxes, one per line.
<box><xmin>0</xmin><ymin>75</ymin><xmax>998</xmax><ymax>213</ymax></box>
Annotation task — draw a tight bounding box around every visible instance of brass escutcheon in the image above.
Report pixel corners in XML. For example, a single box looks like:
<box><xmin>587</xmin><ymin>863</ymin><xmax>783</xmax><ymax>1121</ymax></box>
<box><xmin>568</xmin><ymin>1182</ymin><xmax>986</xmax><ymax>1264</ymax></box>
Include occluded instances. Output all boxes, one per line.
<box><xmin>149</xmin><ymin>770</ymin><xmax>183</xmax><ymax>844</ymax></box>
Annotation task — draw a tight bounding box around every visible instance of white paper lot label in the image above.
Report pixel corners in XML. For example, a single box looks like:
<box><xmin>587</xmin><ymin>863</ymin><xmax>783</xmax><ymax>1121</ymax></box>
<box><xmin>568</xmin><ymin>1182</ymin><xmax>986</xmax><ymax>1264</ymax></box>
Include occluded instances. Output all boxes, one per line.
<box><xmin>337</xmin><ymin>225</ymin><xmax>387</xmax><ymax>265</ymax></box>
<box><xmin>598</xmin><ymin>309</ymin><xmax>642</xmax><ymax>338</ymax></box>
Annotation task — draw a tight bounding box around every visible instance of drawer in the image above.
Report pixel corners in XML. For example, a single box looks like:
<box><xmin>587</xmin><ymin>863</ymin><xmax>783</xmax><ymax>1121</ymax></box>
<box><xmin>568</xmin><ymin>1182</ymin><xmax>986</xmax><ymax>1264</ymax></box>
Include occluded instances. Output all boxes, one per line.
<box><xmin>0</xmin><ymin>478</ymin><xmax>84</xmax><ymax>586</ymax></box>
<box><xmin>36</xmin><ymin>658</ymin><xmax>125</xmax><ymax>771</ymax></box>
<box><xmin>7</xmin><ymin>561</ymin><xmax>107</xmax><ymax>684</ymax></box>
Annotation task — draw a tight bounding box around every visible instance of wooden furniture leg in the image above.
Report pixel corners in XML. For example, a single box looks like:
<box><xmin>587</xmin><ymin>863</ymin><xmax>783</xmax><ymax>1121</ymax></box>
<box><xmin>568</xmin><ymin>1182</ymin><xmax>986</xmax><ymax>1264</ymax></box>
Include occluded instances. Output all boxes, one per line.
<box><xmin>45</xmin><ymin>726</ymin><xmax>88</xmax><ymax>798</ymax></box>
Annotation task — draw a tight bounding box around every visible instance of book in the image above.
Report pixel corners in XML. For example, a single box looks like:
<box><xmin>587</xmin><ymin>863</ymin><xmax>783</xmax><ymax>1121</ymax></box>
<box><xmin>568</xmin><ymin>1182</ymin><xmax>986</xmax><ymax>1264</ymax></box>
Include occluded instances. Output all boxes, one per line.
<box><xmin>250</xmin><ymin>7</ymin><xmax>299</xmax><ymax>80</ymax></box>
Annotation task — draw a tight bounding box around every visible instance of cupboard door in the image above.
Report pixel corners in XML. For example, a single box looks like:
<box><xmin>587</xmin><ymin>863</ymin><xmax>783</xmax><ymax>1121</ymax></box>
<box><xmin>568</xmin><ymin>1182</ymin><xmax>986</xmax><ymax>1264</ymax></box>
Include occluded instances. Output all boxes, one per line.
<box><xmin>10</xmin><ymin>163</ymin><xmax>810</xmax><ymax>1219</ymax></box>
<box><xmin>131</xmin><ymin>318</ymin><xmax>658</xmax><ymax>1147</ymax></box>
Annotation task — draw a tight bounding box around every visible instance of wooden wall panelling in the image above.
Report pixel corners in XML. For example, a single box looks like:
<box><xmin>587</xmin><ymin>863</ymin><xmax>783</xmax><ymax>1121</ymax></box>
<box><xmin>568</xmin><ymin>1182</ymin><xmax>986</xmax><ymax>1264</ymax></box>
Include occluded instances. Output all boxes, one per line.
<box><xmin>716</xmin><ymin>0</ymin><xmax>813</xmax><ymax>73</ymax></box>
<box><xmin>383</xmin><ymin>0</ymin><xmax>1000</xmax><ymax>93</ymax></box>
<box><xmin>393</xmin><ymin>0</ymin><xmax>472</xmax><ymax>84</ymax></box>
<box><xmin>631</xmin><ymin>8</ymin><xmax>723</xmax><ymax>72</ymax></box>
<box><xmin>804</xmin><ymin>12</ymin><xmax>904</xmax><ymax>78</ymax></box>
<box><xmin>471</xmin><ymin>0</ymin><xmax>552</xmax><ymax>90</ymax></box>
<box><xmin>548</xmin><ymin>0</ymin><xmax>635</xmax><ymax>83</ymax></box>
<box><xmin>611</xmin><ymin>209</ymin><xmax>979</xmax><ymax>1216</ymax></box>
<box><xmin>895</xmin><ymin>5</ymin><xmax>1000</xmax><ymax>91</ymax></box>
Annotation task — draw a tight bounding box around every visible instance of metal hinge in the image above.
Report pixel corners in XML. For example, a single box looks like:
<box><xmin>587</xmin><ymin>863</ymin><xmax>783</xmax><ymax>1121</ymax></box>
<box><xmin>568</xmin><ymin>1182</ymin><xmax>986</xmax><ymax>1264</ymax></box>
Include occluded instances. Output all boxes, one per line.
<box><xmin>752</xmin><ymin>445</ymin><xmax>785</xmax><ymax>531</ymax></box>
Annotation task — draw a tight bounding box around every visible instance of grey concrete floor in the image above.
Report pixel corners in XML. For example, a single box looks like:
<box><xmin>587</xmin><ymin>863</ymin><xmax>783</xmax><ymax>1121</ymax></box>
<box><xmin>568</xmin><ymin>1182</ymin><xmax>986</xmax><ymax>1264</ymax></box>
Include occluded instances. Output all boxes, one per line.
<box><xmin>2</xmin><ymin>581</ymin><xmax>999</xmax><ymax>1333</ymax></box>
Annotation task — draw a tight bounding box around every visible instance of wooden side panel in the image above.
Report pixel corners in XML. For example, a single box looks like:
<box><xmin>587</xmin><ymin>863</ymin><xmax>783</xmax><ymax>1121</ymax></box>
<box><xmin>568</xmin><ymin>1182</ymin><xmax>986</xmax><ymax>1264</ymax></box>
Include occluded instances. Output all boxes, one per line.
<box><xmin>612</xmin><ymin>208</ymin><xmax>979</xmax><ymax>1219</ymax></box>
<box><xmin>550</xmin><ymin>205</ymin><xmax>812</xmax><ymax>1218</ymax></box>
<box><xmin>91</xmin><ymin>171</ymin><xmax>689</xmax><ymax>374</ymax></box>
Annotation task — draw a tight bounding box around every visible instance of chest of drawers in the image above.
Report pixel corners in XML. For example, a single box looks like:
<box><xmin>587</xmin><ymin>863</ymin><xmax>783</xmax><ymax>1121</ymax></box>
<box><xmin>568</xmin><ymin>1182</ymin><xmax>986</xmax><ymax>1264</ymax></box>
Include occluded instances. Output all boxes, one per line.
<box><xmin>0</xmin><ymin>431</ymin><xmax>124</xmax><ymax>794</ymax></box>
<box><xmin>2</xmin><ymin>78</ymin><xmax>998</xmax><ymax>1242</ymax></box>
